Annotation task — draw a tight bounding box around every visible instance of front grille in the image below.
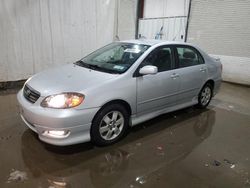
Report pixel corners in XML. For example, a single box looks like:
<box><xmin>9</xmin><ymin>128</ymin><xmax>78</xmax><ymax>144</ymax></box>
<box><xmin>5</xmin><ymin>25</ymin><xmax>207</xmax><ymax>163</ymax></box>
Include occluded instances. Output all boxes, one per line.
<box><xmin>23</xmin><ymin>85</ymin><xmax>40</xmax><ymax>103</ymax></box>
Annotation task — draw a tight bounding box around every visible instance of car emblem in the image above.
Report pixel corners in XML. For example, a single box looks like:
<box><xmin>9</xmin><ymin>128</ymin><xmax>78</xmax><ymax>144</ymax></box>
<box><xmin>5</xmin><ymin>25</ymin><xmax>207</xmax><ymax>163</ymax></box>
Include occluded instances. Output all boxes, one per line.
<box><xmin>26</xmin><ymin>89</ymin><xmax>31</xmax><ymax>95</ymax></box>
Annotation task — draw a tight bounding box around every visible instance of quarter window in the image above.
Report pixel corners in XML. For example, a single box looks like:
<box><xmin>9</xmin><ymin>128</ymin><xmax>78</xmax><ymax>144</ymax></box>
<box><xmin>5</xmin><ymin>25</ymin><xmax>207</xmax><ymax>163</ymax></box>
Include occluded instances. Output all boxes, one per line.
<box><xmin>176</xmin><ymin>47</ymin><xmax>204</xmax><ymax>68</ymax></box>
<box><xmin>141</xmin><ymin>47</ymin><xmax>173</xmax><ymax>72</ymax></box>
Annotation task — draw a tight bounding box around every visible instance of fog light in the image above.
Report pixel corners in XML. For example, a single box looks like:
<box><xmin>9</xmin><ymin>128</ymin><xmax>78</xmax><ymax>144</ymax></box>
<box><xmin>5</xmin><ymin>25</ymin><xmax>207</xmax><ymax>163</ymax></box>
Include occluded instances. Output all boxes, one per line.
<box><xmin>43</xmin><ymin>130</ymin><xmax>70</xmax><ymax>138</ymax></box>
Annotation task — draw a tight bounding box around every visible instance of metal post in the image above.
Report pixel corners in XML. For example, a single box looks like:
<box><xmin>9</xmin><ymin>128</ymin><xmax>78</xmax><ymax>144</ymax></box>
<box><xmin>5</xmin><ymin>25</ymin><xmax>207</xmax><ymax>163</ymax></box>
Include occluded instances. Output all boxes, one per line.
<box><xmin>135</xmin><ymin>0</ymin><xmax>144</xmax><ymax>39</ymax></box>
<box><xmin>184</xmin><ymin>0</ymin><xmax>192</xmax><ymax>42</ymax></box>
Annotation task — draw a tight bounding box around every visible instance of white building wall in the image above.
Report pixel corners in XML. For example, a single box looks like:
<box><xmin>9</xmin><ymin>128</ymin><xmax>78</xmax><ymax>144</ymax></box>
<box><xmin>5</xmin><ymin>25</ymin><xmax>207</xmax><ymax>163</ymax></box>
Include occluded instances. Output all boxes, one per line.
<box><xmin>211</xmin><ymin>55</ymin><xmax>250</xmax><ymax>86</ymax></box>
<box><xmin>117</xmin><ymin>0</ymin><xmax>138</xmax><ymax>40</ymax></box>
<box><xmin>0</xmin><ymin>0</ymin><xmax>137</xmax><ymax>82</ymax></box>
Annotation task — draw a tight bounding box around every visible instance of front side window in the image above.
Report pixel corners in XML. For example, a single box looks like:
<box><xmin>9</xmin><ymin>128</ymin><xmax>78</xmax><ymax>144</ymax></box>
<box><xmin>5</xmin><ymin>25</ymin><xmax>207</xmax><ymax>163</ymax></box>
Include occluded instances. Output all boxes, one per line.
<box><xmin>176</xmin><ymin>46</ymin><xmax>204</xmax><ymax>68</ymax></box>
<box><xmin>75</xmin><ymin>43</ymin><xmax>150</xmax><ymax>74</ymax></box>
<box><xmin>141</xmin><ymin>46</ymin><xmax>173</xmax><ymax>72</ymax></box>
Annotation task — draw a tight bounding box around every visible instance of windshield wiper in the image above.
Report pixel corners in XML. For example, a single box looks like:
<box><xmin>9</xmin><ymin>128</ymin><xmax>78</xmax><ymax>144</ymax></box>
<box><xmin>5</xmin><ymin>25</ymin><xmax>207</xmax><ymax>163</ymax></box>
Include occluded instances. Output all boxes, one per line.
<box><xmin>74</xmin><ymin>60</ymin><xmax>120</xmax><ymax>74</ymax></box>
<box><xmin>74</xmin><ymin>60</ymin><xmax>98</xmax><ymax>70</ymax></box>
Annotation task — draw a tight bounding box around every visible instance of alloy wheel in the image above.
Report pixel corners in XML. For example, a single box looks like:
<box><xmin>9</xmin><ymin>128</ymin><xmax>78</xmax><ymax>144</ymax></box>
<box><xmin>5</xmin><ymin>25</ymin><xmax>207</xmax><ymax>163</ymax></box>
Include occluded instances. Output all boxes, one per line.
<box><xmin>201</xmin><ymin>86</ymin><xmax>212</xmax><ymax>106</ymax></box>
<box><xmin>99</xmin><ymin>111</ymin><xmax>124</xmax><ymax>141</ymax></box>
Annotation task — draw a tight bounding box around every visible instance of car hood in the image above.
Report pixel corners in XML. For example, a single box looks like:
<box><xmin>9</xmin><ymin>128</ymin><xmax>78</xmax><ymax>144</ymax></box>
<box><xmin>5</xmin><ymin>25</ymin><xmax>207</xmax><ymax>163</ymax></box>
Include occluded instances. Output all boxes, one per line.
<box><xmin>26</xmin><ymin>64</ymin><xmax>117</xmax><ymax>96</ymax></box>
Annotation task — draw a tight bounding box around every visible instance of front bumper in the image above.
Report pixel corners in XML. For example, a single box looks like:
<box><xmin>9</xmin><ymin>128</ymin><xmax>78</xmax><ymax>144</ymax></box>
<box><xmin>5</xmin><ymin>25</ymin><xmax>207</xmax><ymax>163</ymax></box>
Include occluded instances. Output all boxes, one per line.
<box><xmin>17</xmin><ymin>90</ymin><xmax>100</xmax><ymax>146</ymax></box>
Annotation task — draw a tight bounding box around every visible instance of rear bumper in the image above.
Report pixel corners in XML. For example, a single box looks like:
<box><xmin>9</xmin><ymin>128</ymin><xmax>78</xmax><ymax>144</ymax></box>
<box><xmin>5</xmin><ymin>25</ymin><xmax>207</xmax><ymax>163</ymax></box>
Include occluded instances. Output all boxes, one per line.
<box><xmin>213</xmin><ymin>78</ymin><xmax>222</xmax><ymax>96</ymax></box>
<box><xmin>17</xmin><ymin>90</ymin><xmax>100</xmax><ymax>146</ymax></box>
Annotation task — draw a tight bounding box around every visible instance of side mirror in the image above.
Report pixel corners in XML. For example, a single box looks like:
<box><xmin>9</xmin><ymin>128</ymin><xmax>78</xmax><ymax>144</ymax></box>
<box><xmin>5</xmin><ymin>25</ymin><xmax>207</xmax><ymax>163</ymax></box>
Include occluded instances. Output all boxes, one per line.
<box><xmin>139</xmin><ymin>65</ymin><xmax>158</xmax><ymax>75</ymax></box>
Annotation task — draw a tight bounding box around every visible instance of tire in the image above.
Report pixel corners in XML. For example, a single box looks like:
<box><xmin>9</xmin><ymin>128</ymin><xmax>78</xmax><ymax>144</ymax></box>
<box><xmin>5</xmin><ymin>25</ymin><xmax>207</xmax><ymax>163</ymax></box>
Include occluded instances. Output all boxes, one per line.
<box><xmin>197</xmin><ymin>83</ymin><xmax>213</xmax><ymax>109</ymax></box>
<box><xmin>91</xmin><ymin>104</ymin><xmax>129</xmax><ymax>146</ymax></box>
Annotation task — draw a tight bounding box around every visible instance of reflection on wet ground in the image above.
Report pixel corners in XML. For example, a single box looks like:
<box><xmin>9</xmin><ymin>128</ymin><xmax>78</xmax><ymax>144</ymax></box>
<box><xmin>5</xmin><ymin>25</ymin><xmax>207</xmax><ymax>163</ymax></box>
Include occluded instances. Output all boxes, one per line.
<box><xmin>0</xmin><ymin>83</ymin><xmax>250</xmax><ymax>188</ymax></box>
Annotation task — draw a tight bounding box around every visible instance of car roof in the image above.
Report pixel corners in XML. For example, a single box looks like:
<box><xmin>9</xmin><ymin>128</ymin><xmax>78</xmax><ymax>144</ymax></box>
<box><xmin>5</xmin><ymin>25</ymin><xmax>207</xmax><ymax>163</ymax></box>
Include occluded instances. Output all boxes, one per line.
<box><xmin>120</xmin><ymin>39</ymin><xmax>191</xmax><ymax>47</ymax></box>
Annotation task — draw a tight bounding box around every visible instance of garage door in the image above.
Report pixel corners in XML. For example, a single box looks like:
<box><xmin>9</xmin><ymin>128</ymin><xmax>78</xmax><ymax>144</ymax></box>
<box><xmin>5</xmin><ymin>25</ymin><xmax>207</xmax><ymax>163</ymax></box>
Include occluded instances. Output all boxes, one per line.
<box><xmin>187</xmin><ymin>0</ymin><xmax>250</xmax><ymax>85</ymax></box>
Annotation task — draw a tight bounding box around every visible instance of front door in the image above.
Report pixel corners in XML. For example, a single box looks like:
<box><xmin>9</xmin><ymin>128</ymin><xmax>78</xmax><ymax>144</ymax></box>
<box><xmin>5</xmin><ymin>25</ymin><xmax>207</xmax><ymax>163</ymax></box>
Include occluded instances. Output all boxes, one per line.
<box><xmin>136</xmin><ymin>46</ymin><xmax>180</xmax><ymax>114</ymax></box>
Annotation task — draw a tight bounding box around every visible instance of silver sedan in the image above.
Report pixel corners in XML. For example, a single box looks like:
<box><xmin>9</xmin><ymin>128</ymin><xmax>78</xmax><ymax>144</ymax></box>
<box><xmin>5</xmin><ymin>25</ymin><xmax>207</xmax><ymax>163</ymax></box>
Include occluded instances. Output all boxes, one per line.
<box><xmin>17</xmin><ymin>40</ymin><xmax>222</xmax><ymax>146</ymax></box>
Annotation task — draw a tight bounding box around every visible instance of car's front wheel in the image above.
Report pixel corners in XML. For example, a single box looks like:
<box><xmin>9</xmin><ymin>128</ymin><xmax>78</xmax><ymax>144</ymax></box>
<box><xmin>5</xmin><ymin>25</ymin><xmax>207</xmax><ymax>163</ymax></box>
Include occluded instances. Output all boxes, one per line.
<box><xmin>91</xmin><ymin>104</ymin><xmax>129</xmax><ymax>146</ymax></box>
<box><xmin>197</xmin><ymin>83</ymin><xmax>213</xmax><ymax>108</ymax></box>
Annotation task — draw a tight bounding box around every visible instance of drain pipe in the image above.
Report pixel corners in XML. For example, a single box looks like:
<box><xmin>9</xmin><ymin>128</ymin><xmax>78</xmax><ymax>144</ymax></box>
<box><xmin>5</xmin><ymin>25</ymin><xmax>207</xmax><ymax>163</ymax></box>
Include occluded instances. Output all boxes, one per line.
<box><xmin>184</xmin><ymin>0</ymin><xmax>192</xmax><ymax>42</ymax></box>
<box><xmin>135</xmin><ymin>0</ymin><xmax>144</xmax><ymax>39</ymax></box>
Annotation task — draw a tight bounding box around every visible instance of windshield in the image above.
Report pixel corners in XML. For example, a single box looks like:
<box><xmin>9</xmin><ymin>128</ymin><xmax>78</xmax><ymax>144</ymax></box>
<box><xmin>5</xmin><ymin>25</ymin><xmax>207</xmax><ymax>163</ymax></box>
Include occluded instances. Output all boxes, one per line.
<box><xmin>75</xmin><ymin>42</ymin><xmax>150</xmax><ymax>74</ymax></box>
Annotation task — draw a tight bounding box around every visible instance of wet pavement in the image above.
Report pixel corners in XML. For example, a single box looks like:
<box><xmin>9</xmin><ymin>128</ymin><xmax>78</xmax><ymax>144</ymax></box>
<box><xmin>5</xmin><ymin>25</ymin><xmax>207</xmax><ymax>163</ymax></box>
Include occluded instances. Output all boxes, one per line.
<box><xmin>0</xmin><ymin>82</ymin><xmax>250</xmax><ymax>188</ymax></box>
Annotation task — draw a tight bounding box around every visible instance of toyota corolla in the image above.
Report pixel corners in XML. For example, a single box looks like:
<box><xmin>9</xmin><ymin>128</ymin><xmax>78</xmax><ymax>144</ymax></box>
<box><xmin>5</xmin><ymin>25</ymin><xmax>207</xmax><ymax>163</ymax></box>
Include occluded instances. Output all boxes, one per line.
<box><xmin>17</xmin><ymin>40</ymin><xmax>222</xmax><ymax>146</ymax></box>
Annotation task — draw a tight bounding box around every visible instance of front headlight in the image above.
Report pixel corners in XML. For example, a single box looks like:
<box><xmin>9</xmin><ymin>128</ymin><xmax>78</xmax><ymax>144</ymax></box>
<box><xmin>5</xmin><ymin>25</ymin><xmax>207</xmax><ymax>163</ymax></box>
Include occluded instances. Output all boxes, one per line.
<box><xmin>41</xmin><ymin>93</ymin><xmax>84</xmax><ymax>109</ymax></box>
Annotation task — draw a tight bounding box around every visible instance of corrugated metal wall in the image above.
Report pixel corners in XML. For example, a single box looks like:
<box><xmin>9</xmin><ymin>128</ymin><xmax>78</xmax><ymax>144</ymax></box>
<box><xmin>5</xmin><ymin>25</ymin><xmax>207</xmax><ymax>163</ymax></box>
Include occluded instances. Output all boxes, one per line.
<box><xmin>0</xmin><ymin>0</ymin><xmax>137</xmax><ymax>82</ymax></box>
<box><xmin>187</xmin><ymin>0</ymin><xmax>250</xmax><ymax>57</ymax></box>
<box><xmin>187</xmin><ymin>0</ymin><xmax>250</xmax><ymax>85</ymax></box>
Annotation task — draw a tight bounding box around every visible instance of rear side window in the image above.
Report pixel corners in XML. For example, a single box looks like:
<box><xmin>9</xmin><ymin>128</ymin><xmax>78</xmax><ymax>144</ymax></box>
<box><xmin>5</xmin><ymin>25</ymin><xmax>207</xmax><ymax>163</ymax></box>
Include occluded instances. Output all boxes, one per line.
<box><xmin>141</xmin><ymin>46</ymin><xmax>173</xmax><ymax>72</ymax></box>
<box><xmin>176</xmin><ymin>46</ymin><xmax>204</xmax><ymax>68</ymax></box>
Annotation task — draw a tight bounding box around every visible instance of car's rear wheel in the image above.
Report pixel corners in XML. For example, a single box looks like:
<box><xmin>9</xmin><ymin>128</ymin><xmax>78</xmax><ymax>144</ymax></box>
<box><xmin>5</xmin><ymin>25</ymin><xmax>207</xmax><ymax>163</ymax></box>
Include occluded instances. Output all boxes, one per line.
<box><xmin>91</xmin><ymin>104</ymin><xmax>129</xmax><ymax>146</ymax></box>
<box><xmin>197</xmin><ymin>83</ymin><xmax>213</xmax><ymax>108</ymax></box>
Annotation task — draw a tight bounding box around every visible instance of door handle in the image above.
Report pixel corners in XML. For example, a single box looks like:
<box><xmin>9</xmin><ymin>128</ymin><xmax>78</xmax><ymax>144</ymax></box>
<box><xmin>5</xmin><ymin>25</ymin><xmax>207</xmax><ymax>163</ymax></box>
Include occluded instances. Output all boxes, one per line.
<box><xmin>171</xmin><ymin>73</ymin><xmax>179</xmax><ymax>79</ymax></box>
<box><xmin>200</xmin><ymin>67</ymin><xmax>206</xmax><ymax>72</ymax></box>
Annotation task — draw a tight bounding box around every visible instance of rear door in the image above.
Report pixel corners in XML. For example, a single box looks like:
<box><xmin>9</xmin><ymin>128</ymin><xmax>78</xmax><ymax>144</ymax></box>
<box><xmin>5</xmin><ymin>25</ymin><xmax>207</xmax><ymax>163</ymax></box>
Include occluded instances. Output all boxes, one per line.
<box><xmin>174</xmin><ymin>45</ymin><xmax>208</xmax><ymax>104</ymax></box>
